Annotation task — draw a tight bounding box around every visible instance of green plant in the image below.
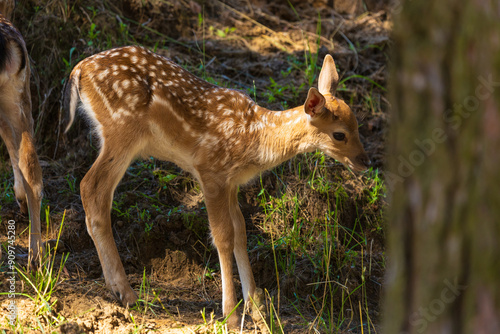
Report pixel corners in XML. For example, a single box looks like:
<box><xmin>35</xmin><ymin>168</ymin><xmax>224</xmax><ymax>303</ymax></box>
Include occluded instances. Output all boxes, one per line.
<box><xmin>61</xmin><ymin>46</ymin><xmax>77</xmax><ymax>76</ymax></box>
<box><xmin>64</xmin><ymin>174</ymin><xmax>77</xmax><ymax>193</ymax></box>
<box><xmin>209</xmin><ymin>25</ymin><xmax>236</xmax><ymax>38</ymax></box>
<box><xmin>199</xmin><ymin>307</ymin><xmax>229</xmax><ymax>334</ymax></box>
<box><xmin>87</xmin><ymin>22</ymin><xmax>100</xmax><ymax>46</ymax></box>
<box><xmin>1</xmin><ymin>211</ymin><xmax>69</xmax><ymax>331</ymax></box>
<box><xmin>112</xmin><ymin>200</ymin><xmax>132</xmax><ymax>221</ymax></box>
<box><xmin>181</xmin><ymin>211</ymin><xmax>208</xmax><ymax>238</ymax></box>
<box><xmin>144</xmin><ymin>220</ymin><xmax>153</xmax><ymax>235</ymax></box>
<box><xmin>200</xmin><ymin>263</ymin><xmax>216</xmax><ymax>282</ymax></box>
<box><xmin>265</xmin><ymin>77</ymin><xmax>285</xmax><ymax>103</ymax></box>
<box><xmin>153</xmin><ymin>169</ymin><xmax>178</xmax><ymax>189</ymax></box>
<box><xmin>307</xmin><ymin>152</ymin><xmax>334</xmax><ymax>193</ymax></box>
<box><xmin>303</xmin><ymin>13</ymin><xmax>322</xmax><ymax>87</ymax></box>
<box><xmin>365</xmin><ymin>168</ymin><xmax>386</xmax><ymax>205</ymax></box>
<box><xmin>197</xmin><ymin>300</ymin><xmax>243</xmax><ymax>334</ymax></box>
<box><xmin>118</xmin><ymin>20</ymin><xmax>131</xmax><ymax>43</ymax></box>
<box><xmin>264</xmin><ymin>76</ymin><xmax>305</xmax><ymax>105</ymax></box>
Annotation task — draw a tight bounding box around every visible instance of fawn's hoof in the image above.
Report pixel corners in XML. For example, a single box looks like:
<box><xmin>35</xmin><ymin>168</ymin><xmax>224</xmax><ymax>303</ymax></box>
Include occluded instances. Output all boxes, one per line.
<box><xmin>251</xmin><ymin>287</ymin><xmax>266</xmax><ymax>320</ymax></box>
<box><xmin>225</xmin><ymin>313</ymin><xmax>241</xmax><ymax>329</ymax></box>
<box><xmin>112</xmin><ymin>286</ymin><xmax>138</xmax><ymax>307</ymax></box>
<box><xmin>249</xmin><ymin>287</ymin><xmax>269</xmax><ymax>332</ymax></box>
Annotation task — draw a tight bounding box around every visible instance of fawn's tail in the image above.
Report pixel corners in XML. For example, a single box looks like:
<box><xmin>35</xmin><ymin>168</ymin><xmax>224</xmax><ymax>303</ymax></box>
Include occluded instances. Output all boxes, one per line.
<box><xmin>64</xmin><ymin>64</ymin><xmax>82</xmax><ymax>133</ymax></box>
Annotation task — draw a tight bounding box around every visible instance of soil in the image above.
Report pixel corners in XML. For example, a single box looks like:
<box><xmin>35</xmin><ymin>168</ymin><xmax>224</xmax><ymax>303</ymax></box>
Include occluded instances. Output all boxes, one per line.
<box><xmin>0</xmin><ymin>0</ymin><xmax>391</xmax><ymax>333</ymax></box>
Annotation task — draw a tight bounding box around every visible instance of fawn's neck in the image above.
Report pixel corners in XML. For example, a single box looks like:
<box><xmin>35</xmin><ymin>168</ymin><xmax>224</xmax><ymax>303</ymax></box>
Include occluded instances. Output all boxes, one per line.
<box><xmin>249</xmin><ymin>104</ymin><xmax>318</xmax><ymax>169</ymax></box>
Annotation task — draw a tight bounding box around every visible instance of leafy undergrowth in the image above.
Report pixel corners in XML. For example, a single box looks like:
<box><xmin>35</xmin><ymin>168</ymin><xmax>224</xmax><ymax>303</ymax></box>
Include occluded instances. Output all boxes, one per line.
<box><xmin>0</xmin><ymin>0</ymin><xmax>390</xmax><ymax>333</ymax></box>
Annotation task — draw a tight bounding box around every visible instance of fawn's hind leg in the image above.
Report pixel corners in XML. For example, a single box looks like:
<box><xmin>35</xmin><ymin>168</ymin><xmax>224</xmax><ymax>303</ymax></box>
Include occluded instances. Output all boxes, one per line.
<box><xmin>0</xmin><ymin>110</ymin><xmax>42</xmax><ymax>262</ymax></box>
<box><xmin>18</xmin><ymin>131</ymin><xmax>43</xmax><ymax>262</ymax></box>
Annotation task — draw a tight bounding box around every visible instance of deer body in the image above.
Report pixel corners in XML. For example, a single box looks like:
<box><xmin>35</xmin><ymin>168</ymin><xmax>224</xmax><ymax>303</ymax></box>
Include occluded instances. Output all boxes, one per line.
<box><xmin>0</xmin><ymin>2</ymin><xmax>43</xmax><ymax>262</ymax></box>
<box><xmin>66</xmin><ymin>46</ymin><xmax>369</xmax><ymax>327</ymax></box>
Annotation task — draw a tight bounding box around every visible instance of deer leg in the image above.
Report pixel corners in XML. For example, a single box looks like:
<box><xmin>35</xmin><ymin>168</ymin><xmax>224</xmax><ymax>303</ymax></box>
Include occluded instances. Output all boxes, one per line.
<box><xmin>18</xmin><ymin>131</ymin><xmax>43</xmax><ymax>263</ymax></box>
<box><xmin>202</xmin><ymin>180</ymin><xmax>240</xmax><ymax>328</ymax></box>
<box><xmin>228</xmin><ymin>190</ymin><xmax>257</xmax><ymax>304</ymax></box>
<box><xmin>0</xmin><ymin>120</ymin><xmax>27</xmax><ymax>213</ymax></box>
<box><xmin>0</xmin><ymin>115</ymin><xmax>42</xmax><ymax>263</ymax></box>
<box><xmin>229</xmin><ymin>189</ymin><xmax>267</xmax><ymax>325</ymax></box>
<box><xmin>80</xmin><ymin>145</ymin><xmax>137</xmax><ymax>306</ymax></box>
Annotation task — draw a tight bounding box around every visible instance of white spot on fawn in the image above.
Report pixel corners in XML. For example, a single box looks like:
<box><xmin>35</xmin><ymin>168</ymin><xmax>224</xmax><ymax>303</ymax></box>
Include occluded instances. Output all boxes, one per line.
<box><xmin>97</xmin><ymin>69</ymin><xmax>110</xmax><ymax>81</ymax></box>
<box><xmin>113</xmin><ymin>81</ymin><xmax>124</xmax><ymax>98</ymax></box>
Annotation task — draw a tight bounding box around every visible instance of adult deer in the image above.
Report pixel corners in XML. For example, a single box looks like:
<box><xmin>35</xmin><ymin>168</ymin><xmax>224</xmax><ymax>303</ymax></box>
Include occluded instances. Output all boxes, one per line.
<box><xmin>65</xmin><ymin>46</ymin><xmax>370</xmax><ymax>327</ymax></box>
<box><xmin>0</xmin><ymin>0</ymin><xmax>43</xmax><ymax>262</ymax></box>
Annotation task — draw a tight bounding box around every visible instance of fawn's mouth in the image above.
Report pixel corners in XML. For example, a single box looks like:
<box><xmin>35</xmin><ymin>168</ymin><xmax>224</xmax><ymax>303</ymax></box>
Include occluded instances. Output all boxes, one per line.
<box><xmin>345</xmin><ymin>159</ymin><xmax>370</xmax><ymax>173</ymax></box>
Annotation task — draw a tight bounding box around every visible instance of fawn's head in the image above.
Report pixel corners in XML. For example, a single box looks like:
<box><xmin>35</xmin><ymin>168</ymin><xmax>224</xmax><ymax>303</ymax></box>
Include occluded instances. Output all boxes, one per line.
<box><xmin>305</xmin><ymin>55</ymin><xmax>370</xmax><ymax>172</ymax></box>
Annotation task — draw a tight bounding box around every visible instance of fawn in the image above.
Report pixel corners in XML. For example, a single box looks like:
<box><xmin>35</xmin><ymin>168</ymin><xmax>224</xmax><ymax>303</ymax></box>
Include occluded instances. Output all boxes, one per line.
<box><xmin>0</xmin><ymin>0</ymin><xmax>43</xmax><ymax>262</ymax></box>
<box><xmin>65</xmin><ymin>46</ymin><xmax>370</xmax><ymax>327</ymax></box>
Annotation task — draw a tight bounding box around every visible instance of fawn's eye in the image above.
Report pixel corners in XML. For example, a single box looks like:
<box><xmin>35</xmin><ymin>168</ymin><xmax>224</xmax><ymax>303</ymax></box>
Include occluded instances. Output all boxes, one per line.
<box><xmin>333</xmin><ymin>132</ymin><xmax>345</xmax><ymax>141</ymax></box>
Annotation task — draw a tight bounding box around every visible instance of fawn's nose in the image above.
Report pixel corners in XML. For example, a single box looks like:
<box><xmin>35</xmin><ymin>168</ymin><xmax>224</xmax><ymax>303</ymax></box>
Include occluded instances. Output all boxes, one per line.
<box><xmin>357</xmin><ymin>154</ymin><xmax>371</xmax><ymax>169</ymax></box>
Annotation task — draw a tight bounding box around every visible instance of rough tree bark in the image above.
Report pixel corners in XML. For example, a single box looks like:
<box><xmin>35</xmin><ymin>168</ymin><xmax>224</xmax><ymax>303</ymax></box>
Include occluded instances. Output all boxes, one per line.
<box><xmin>383</xmin><ymin>1</ymin><xmax>500</xmax><ymax>334</ymax></box>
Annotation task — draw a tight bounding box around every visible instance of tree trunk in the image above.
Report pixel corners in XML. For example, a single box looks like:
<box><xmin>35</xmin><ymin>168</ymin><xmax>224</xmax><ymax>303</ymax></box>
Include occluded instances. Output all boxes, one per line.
<box><xmin>383</xmin><ymin>1</ymin><xmax>500</xmax><ymax>333</ymax></box>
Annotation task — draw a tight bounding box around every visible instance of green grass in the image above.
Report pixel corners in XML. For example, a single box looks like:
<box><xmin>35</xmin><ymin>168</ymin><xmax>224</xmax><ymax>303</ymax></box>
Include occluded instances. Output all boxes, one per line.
<box><xmin>129</xmin><ymin>268</ymin><xmax>169</xmax><ymax>331</ymax></box>
<box><xmin>1</xmin><ymin>210</ymin><xmax>69</xmax><ymax>332</ymax></box>
<box><xmin>247</xmin><ymin>151</ymin><xmax>385</xmax><ymax>333</ymax></box>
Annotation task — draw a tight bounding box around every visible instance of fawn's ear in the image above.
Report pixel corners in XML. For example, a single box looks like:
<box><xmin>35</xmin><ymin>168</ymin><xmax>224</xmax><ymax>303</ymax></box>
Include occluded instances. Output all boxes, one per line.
<box><xmin>1</xmin><ymin>41</ymin><xmax>23</xmax><ymax>75</ymax></box>
<box><xmin>0</xmin><ymin>0</ymin><xmax>15</xmax><ymax>20</ymax></box>
<box><xmin>304</xmin><ymin>88</ymin><xmax>326</xmax><ymax>118</ymax></box>
<box><xmin>318</xmin><ymin>54</ymin><xmax>339</xmax><ymax>95</ymax></box>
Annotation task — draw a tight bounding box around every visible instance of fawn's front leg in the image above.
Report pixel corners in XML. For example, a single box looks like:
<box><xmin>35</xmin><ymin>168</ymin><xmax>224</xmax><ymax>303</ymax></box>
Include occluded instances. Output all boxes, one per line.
<box><xmin>202</xmin><ymin>179</ymin><xmax>240</xmax><ymax>328</ymax></box>
<box><xmin>229</xmin><ymin>188</ymin><xmax>264</xmax><ymax>319</ymax></box>
<box><xmin>0</xmin><ymin>116</ymin><xmax>42</xmax><ymax>263</ymax></box>
<box><xmin>80</xmin><ymin>145</ymin><xmax>138</xmax><ymax>305</ymax></box>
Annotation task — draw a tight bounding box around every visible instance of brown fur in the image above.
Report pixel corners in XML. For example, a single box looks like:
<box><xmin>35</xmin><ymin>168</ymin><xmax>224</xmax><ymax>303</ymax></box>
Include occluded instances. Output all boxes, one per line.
<box><xmin>66</xmin><ymin>47</ymin><xmax>369</xmax><ymax>327</ymax></box>
<box><xmin>0</xmin><ymin>2</ymin><xmax>43</xmax><ymax>263</ymax></box>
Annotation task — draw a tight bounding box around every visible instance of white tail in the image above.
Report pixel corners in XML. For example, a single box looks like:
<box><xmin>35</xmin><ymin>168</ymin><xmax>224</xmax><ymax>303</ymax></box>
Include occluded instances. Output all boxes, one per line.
<box><xmin>65</xmin><ymin>46</ymin><xmax>369</xmax><ymax>327</ymax></box>
<box><xmin>0</xmin><ymin>3</ymin><xmax>43</xmax><ymax>262</ymax></box>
